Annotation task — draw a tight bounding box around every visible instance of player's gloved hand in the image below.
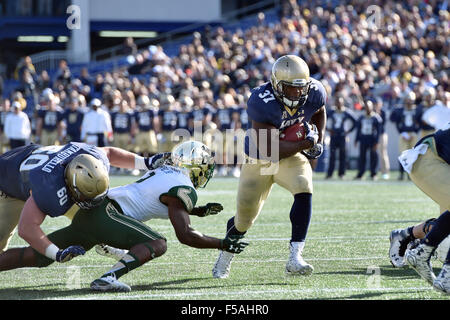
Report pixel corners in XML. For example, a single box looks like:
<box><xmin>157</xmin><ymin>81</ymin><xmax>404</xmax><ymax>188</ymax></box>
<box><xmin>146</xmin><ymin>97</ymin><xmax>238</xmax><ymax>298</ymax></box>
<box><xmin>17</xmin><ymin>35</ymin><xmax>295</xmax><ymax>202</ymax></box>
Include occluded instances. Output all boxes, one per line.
<box><xmin>220</xmin><ymin>235</ymin><xmax>249</xmax><ymax>254</ymax></box>
<box><xmin>302</xmin><ymin>143</ymin><xmax>324</xmax><ymax>159</ymax></box>
<box><xmin>145</xmin><ymin>152</ymin><xmax>172</xmax><ymax>170</ymax></box>
<box><xmin>196</xmin><ymin>203</ymin><xmax>224</xmax><ymax>217</ymax></box>
<box><xmin>302</xmin><ymin>121</ymin><xmax>319</xmax><ymax>145</ymax></box>
<box><xmin>56</xmin><ymin>245</ymin><xmax>86</xmax><ymax>263</ymax></box>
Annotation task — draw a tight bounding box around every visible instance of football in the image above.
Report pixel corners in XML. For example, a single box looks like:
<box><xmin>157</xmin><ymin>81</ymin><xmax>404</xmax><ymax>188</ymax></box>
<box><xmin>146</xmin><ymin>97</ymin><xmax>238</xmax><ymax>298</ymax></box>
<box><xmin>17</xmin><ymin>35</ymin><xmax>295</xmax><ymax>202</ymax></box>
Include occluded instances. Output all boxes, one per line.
<box><xmin>279</xmin><ymin>122</ymin><xmax>306</xmax><ymax>141</ymax></box>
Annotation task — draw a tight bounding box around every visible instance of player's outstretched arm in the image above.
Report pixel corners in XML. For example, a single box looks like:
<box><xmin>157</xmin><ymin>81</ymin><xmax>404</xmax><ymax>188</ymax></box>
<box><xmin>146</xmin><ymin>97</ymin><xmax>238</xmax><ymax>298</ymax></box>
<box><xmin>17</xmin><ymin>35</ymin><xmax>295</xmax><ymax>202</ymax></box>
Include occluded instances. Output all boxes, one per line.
<box><xmin>163</xmin><ymin>195</ymin><xmax>248</xmax><ymax>253</ymax></box>
<box><xmin>17</xmin><ymin>196</ymin><xmax>85</xmax><ymax>263</ymax></box>
<box><xmin>101</xmin><ymin>146</ymin><xmax>170</xmax><ymax>170</ymax></box>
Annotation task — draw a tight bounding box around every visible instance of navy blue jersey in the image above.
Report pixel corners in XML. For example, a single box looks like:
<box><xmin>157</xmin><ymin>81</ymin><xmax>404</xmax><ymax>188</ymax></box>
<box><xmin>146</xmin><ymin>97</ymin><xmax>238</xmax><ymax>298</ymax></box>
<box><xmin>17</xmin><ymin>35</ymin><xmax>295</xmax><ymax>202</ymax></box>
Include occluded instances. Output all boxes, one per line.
<box><xmin>390</xmin><ymin>107</ymin><xmax>420</xmax><ymax>133</ymax></box>
<box><xmin>216</xmin><ymin>108</ymin><xmax>234</xmax><ymax>131</ymax></box>
<box><xmin>355</xmin><ymin>114</ymin><xmax>382</xmax><ymax>145</ymax></box>
<box><xmin>135</xmin><ymin>110</ymin><xmax>156</xmax><ymax>131</ymax></box>
<box><xmin>190</xmin><ymin>108</ymin><xmax>210</xmax><ymax>123</ymax></box>
<box><xmin>63</xmin><ymin>109</ymin><xmax>84</xmax><ymax>138</ymax></box>
<box><xmin>377</xmin><ymin>109</ymin><xmax>387</xmax><ymax>134</ymax></box>
<box><xmin>111</xmin><ymin>112</ymin><xmax>133</xmax><ymax>134</ymax></box>
<box><xmin>327</xmin><ymin>109</ymin><xmax>356</xmax><ymax>137</ymax></box>
<box><xmin>176</xmin><ymin>111</ymin><xmax>192</xmax><ymax>132</ymax></box>
<box><xmin>244</xmin><ymin>78</ymin><xmax>326</xmax><ymax>157</ymax></box>
<box><xmin>235</xmin><ymin>107</ymin><xmax>249</xmax><ymax>130</ymax></box>
<box><xmin>0</xmin><ymin>143</ymin><xmax>110</xmax><ymax>217</ymax></box>
<box><xmin>158</xmin><ymin>110</ymin><xmax>178</xmax><ymax>131</ymax></box>
<box><xmin>38</xmin><ymin>109</ymin><xmax>64</xmax><ymax>130</ymax></box>
<box><xmin>434</xmin><ymin>127</ymin><xmax>450</xmax><ymax>164</ymax></box>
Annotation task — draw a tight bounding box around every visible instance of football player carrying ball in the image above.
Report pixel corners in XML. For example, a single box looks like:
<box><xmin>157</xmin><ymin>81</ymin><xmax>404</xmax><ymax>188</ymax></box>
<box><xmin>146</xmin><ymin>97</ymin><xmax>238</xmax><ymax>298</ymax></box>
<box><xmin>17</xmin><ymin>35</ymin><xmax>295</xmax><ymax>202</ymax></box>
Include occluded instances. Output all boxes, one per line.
<box><xmin>213</xmin><ymin>55</ymin><xmax>327</xmax><ymax>278</ymax></box>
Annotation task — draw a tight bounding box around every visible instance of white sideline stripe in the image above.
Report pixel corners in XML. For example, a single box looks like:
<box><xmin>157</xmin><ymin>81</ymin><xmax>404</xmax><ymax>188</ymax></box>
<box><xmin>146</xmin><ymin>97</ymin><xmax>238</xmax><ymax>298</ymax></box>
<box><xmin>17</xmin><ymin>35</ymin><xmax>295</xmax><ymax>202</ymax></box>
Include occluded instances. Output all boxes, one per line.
<box><xmin>50</xmin><ymin>286</ymin><xmax>433</xmax><ymax>300</ymax></box>
<box><xmin>15</xmin><ymin>256</ymin><xmax>388</xmax><ymax>270</ymax></box>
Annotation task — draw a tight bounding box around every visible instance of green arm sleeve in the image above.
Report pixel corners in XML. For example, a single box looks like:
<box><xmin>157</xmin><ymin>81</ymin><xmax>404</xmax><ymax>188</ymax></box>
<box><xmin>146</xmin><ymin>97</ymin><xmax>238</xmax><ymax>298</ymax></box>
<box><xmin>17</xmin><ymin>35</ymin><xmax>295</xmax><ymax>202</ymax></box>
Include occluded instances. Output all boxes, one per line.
<box><xmin>161</xmin><ymin>186</ymin><xmax>198</xmax><ymax>212</ymax></box>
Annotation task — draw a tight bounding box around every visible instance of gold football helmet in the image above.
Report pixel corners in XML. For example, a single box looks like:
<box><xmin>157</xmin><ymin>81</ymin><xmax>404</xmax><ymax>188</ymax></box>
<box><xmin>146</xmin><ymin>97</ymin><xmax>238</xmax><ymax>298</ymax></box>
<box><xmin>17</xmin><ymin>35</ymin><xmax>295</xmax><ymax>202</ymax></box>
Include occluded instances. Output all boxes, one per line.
<box><xmin>64</xmin><ymin>154</ymin><xmax>109</xmax><ymax>209</ymax></box>
<box><xmin>171</xmin><ymin>141</ymin><xmax>215</xmax><ymax>189</ymax></box>
<box><xmin>270</xmin><ymin>55</ymin><xmax>311</xmax><ymax>109</ymax></box>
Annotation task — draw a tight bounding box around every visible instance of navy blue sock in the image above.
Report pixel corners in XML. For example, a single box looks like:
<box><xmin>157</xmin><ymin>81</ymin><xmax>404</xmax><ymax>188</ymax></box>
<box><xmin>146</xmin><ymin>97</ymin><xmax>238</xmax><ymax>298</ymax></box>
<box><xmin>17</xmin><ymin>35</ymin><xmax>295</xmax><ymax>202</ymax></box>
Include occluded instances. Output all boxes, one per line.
<box><xmin>225</xmin><ymin>217</ymin><xmax>246</xmax><ymax>237</ymax></box>
<box><xmin>290</xmin><ymin>193</ymin><xmax>312</xmax><ymax>243</ymax></box>
<box><xmin>423</xmin><ymin>211</ymin><xmax>450</xmax><ymax>247</ymax></box>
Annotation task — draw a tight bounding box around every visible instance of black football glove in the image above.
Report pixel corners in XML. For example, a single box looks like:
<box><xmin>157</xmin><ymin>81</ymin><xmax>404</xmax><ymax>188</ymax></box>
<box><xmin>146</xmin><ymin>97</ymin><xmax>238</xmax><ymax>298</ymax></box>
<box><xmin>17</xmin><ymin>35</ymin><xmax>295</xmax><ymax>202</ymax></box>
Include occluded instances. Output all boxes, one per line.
<box><xmin>302</xmin><ymin>121</ymin><xmax>319</xmax><ymax>145</ymax></box>
<box><xmin>302</xmin><ymin>143</ymin><xmax>324</xmax><ymax>159</ymax></box>
<box><xmin>196</xmin><ymin>203</ymin><xmax>224</xmax><ymax>217</ymax></box>
<box><xmin>220</xmin><ymin>235</ymin><xmax>249</xmax><ymax>254</ymax></box>
<box><xmin>56</xmin><ymin>245</ymin><xmax>86</xmax><ymax>263</ymax></box>
<box><xmin>145</xmin><ymin>152</ymin><xmax>172</xmax><ymax>170</ymax></box>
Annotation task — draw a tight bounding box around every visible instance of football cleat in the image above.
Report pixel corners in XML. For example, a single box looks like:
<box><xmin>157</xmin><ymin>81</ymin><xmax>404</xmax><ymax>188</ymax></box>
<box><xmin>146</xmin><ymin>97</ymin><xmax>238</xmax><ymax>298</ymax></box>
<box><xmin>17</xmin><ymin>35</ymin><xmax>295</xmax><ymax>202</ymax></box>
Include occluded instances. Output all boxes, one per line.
<box><xmin>405</xmin><ymin>242</ymin><xmax>436</xmax><ymax>284</ymax></box>
<box><xmin>389</xmin><ymin>228</ymin><xmax>412</xmax><ymax>268</ymax></box>
<box><xmin>286</xmin><ymin>242</ymin><xmax>314</xmax><ymax>275</ymax></box>
<box><xmin>95</xmin><ymin>244</ymin><xmax>128</xmax><ymax>261</ymax></box>
<box><xmin>212</xmin><ymin>250</ymin><xmax>234</xmax><ymax>279</ymax></box>
<box><xmin>433</xmin><ymin>263</ymin><xmax>450</xmax><ymax>295</ymax></box>
<box><xmin>90</xmin><ymin>274</ymin><xmax>131</xmax><ymax>292</ymax></box>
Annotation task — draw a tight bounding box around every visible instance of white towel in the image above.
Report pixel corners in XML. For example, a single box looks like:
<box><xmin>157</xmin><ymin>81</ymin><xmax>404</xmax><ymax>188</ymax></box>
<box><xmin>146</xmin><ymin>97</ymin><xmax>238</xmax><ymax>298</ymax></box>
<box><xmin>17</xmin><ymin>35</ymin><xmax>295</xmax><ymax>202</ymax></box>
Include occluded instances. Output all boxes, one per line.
<box><xmin>398</xmin><ymin>143</ymin><xmax>429</xmax><ymax>174</ymax></box>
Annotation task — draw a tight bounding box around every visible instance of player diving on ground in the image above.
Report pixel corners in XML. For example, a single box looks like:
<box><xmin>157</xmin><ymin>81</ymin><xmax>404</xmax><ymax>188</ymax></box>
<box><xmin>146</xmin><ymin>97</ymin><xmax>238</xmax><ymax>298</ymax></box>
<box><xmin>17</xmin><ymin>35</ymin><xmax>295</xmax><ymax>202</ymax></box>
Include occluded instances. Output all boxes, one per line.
<box><xmin>0</xmin><ymin>141</ymin><xmax>248</xmax><ymax>292</ymax></box>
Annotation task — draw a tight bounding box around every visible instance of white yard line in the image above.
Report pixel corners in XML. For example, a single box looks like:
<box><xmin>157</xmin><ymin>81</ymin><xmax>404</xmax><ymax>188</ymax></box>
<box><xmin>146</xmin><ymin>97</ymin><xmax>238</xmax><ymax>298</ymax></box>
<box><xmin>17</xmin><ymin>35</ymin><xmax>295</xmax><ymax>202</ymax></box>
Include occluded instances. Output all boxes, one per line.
<box><xmin>12</xmin><ymin>256</ymin><xmax>388</xmax><ymax>270</ymax></box>
<box><xmin>50</xmin><ymin>286</ymin><xmax>433</xmax><ymax>300</ymax></box>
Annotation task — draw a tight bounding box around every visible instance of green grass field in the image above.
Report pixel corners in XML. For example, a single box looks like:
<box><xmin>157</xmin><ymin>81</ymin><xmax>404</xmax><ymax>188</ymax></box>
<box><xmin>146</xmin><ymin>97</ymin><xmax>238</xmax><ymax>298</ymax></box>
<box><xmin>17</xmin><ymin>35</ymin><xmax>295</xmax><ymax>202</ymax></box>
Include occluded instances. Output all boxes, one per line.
<box><xmin>0</xmin><ymin>171</ymin><xmax>448</xmax><ymax>300</ymax></box>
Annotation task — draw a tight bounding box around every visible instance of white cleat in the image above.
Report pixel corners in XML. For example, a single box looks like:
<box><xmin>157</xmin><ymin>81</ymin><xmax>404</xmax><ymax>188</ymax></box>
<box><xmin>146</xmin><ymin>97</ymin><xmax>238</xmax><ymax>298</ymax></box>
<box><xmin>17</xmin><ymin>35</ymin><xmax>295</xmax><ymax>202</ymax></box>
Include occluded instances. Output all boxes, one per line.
<box><xmin>212</xmin><ymin>250</ymin><xmax>234</xmax><ymax>279</ymax></box>
<box><xmin>90</xmin><ymin>274</ymin><xmax>131</xmax><ymax>292</ymax></box>
<box><xmin>433</xmin><ymin>263</ymin><xmax>450</xmax><ymax>295</ymax></box>
<box><xmin>95</xmin><ymin>244</ymin><xmax>128</xmax><ymax>261</ymax></box>
<box><xmin>389</xmin><ymin>229</ymin><xmax>410</xmax><ymax>268</ymax></box>
<box><xmin>286</xmin><ymin>242</ymin><xmax>314</xmax><ymax>276</ymax></box>
<box><xmin>405</xmin><ymin>242</ymin><xmax>436</xmax><ymax>285</ymax></box>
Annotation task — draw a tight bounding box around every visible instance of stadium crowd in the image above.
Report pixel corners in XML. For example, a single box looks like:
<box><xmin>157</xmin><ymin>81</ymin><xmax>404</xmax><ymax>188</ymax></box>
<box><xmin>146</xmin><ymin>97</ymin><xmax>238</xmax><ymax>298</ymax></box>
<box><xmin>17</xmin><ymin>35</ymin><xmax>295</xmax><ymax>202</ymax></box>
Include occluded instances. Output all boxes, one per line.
<box><xmin>0</xmin><ymin>0</ymin><xmax>448</xmax><ymax>179</ymax></box>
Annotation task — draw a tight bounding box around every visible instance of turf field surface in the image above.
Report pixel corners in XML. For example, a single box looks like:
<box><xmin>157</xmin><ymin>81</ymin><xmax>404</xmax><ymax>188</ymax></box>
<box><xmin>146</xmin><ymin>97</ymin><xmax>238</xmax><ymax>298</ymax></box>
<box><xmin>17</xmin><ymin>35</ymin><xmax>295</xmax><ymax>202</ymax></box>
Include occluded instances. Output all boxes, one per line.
<box><xmin>0</xmin><ymin>172</ymin><xmax>448</xmax><ymax>301</ymax></box>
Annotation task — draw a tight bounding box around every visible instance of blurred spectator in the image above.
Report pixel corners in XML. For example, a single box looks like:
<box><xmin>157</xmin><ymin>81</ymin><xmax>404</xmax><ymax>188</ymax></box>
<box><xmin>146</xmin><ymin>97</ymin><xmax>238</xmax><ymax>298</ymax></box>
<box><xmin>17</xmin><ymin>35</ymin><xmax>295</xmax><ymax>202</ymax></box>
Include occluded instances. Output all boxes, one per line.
<box><xmin>35</xmin><ymin>89</ymin><xmax>64</xmax><ymax>145</ymax></box>
<box><xmin>79</xmin><ymin>68</ymin><xmax>93</xmax><ymax>87</ymax></box>
<box><xmin>54</xmin><ymin>59</ymin><xmax>72</xmax><ymax>87</ymax></box>
<box><xmin>62</xmin><ymin>97</ymin><xmax>85</xmax><ymax>143</ymax></box>
<box><xmin>415</xmin><ymin>87</ymin><xmax>438</xmax><ymax>138</ymax></box>
<box><xmin>4</xmin><ymin>101</ymin><xmax>31</xmax><ymax>149</ymax></box>
<box><xmin>122</xmin><ymin>37</ymin><xmax>138</xmax><ymax>56</ymax></box>
<box><xmin>390</xmin><ymin>91</ymin><xmax>420</xmax><ymax>180</ymax></box>
<box><xmin>81</xmin><ymin>98</ymin><xmax>112</xmax><ymax>147</ymax></box>
<box><xmin>134</xmin><ymin>95</ymin><xmax>159</xmax><ymax>156</ymax></box>
<box><xmin>14</xmin><ymin>56</ymin><xmax>36</xmax><ymax>81</ymax></box>
<box><xmin>0</xmin><ymin>99</ymin><xmax>10</xmax><ymax>154</ymax></box>
<box><xmin>374</xmin><ymin>97</ymin><xmax>390</xmax><ymax>180</ymax></box>
<box><xmin>37</xmin><ymin>70</ymin><xmax>52</xmax><ymax>92</ymax></box>
<box><xmin>326</xmin><ymin>96</ymin><xmax>356</xmax><ymax>179</ymax></box>
<box><xmin>354</xmin><ymin>101</ymin><xmax>382</xmax><ymax>180</ymax></box>
<box><xmin>157</xmin><ymin>94</ymin><xmax>178</xmax><ymax>152</ymax></box>
<box><xmin>110</xmin><ymin>99</ymin><xmax>135</xmax><ymax>152</ymax></box>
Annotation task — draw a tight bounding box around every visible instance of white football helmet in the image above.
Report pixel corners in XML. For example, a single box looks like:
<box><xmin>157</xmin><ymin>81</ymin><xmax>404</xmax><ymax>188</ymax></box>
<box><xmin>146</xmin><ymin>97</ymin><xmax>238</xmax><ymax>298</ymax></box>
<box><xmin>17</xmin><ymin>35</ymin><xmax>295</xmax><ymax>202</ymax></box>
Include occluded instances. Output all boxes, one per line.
<box><xmin>171</xmin><ymin>141</ymin><xmax>215</xmax><ymax>189</ymax></box>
